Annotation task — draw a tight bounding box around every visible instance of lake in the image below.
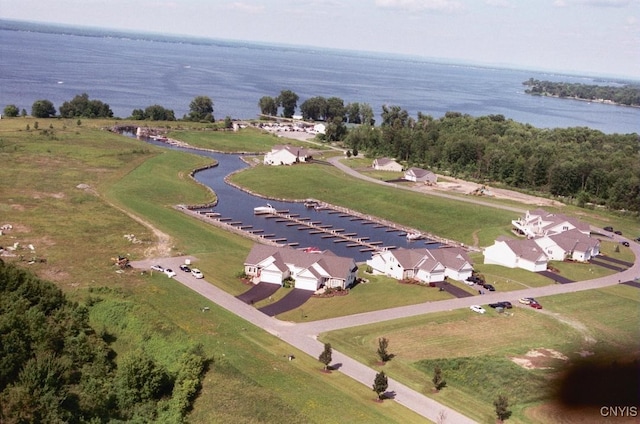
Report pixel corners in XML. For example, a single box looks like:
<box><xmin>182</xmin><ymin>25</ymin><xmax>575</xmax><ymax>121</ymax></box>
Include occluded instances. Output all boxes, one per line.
<box><xmin>1</xmin><ymin>23</ymin><xmax>639</xmax><ymax>134</ymax></box>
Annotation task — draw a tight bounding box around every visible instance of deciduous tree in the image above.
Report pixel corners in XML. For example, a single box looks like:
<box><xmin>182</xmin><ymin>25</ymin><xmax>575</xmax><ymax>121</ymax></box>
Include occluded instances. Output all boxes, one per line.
<box><xmin>277</xmin><ymin>90</ymin><xmax>299</xmax><ymax>118</ymax></box>
<box><xmin>494</xmin><ymin>395</ymin><xmax>512</xmax><ymax>422</ymax></box>
<box><xmin>189</xmin><ymin>96</ymin><xmax>214</xmax><ymax>122</ymax></box>
<box><xmin>432</xmin><ymin>366</ymin><xmax>447</xmax><ymax>391</ymax></box>
<box><xmin>31</xmin><ymin>99</ymin><xmax>56</xmax><ymax>118</ymax></box>
<box><xmin>3</xmin><ymin>104</ymin><xmax>19</xmax><ymax>117</ymax></box>
<box><xmin>372</xmin><ymin>371</ymin><xmax>388</xmax><ymax>400</ymax></box>
<box><xmin>318</xmin><ymin>343</ymin><xmax>332</xmax><ymax>371</ymax></box>
<box><xmin>258</xmin><ymin>96</ymin><xmax>278</xmax><ymax>116</ymax></box>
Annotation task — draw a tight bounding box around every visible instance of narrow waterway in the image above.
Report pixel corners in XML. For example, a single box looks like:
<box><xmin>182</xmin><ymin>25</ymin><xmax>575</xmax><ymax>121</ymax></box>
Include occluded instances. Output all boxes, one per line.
<box><xmin>143</xmin><ymin>138</ymin><xmax>440</xmax><ymax>261</ymax></box>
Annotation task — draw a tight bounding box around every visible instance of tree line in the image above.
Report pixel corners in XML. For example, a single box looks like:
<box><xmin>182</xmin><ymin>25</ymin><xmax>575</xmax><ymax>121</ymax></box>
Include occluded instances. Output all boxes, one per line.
<box><xmin>3</xmin><ymin>94</ymin><xmax>216</xmax><ymax>122</ymax></box>
<box><xmin>343</xmin><ymin>108</ymin><xmax>640</xmax><ymax>213</ymax></box>
<box><xmin>523</xmin><ymin>78</ymin><xmax>640</xmax><ymax>107</ymax></box>
<box><xmin>0</xmin><ymin>260</ymin><xmax>207</xmax><ymax>423</ymax></box>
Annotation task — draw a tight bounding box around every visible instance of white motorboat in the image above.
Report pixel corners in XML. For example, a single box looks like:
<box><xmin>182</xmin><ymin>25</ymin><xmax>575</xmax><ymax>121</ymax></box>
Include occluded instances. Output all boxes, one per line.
<box><xmin>253</xmin><ymin>204</ymin><xmax>276</xmax><ymax>214</ymax></box>
<box><xmin>406</xmin><ymin>232</ymin><xmax>422</xmax><ymax>241</ymax></box>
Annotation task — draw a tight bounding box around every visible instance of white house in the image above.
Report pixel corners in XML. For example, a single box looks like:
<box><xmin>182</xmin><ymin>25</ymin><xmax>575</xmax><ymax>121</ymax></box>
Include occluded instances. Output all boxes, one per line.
<box><xmin>313</xmin><ymin>123</ymin><xmax>326</xmax><ymax>134</ymax></box>
<box><xmin>372</xmin><ymin>157</ymin><xmax>403</xmax><ymax>172</ymax></box>
<box><xmin>263</xmin><ymin>145</ymin><xmax>310</xmax><ymax>166</ymax></box>
<box><xmin>367</xmin><ymin>248</ymin><xmax>446</xmax><ymax>283</ymax></box>
<box><xmin>429</xmin><ymin>247</ymin><xmax>474</xmax><ymax>281</ymax></box>
<box><xmin>244</xmin><ymin>244</ymin><xmax>357</xmax><ymax>291</ymax></box>
<box><xmin>404</xmin><ymin>167</ymin><xmax>437</xmax><ymax>184</ymax></box>
<box><xmin>483</xmin><ymin>237</ymin><xmax>548</xmax><ymax>272</ymax></box>
<box><xmin>534</xmin><ymin>228</ymin><xmax>600</xmax><ymax>262</ymax></box>
<box><xmin>512</xmin><ymin>209</ymin><xmax>590</xmax><ymax>238</ymax></box>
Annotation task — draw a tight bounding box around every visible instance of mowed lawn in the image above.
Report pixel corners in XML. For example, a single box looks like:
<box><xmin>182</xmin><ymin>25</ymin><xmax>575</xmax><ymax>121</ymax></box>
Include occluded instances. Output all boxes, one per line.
<box><xmin>0</xmin><ymin>118</ymin><xmax>427</xmax><ymax>423</ymax></box>
<box><xmin>230</xmin><ymin>163</ymin><xmax>516</xmax><ymax>247</ymax></box>
<box><xmin>319</xmin><ymin>283</ymin><xmax>640</xmax><ymax>423</ymax></box>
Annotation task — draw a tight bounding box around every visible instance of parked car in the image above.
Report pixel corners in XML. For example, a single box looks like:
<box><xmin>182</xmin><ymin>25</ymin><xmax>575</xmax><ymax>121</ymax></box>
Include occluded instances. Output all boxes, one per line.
<box><xmin>191</xmin><ymin>268</ymin><xmax>204</xmax><ymax>279</ymax></box>
<box><xmin>518</xmin><ymin>297</ymin><xmax>536</xmax><ymax>305</ymax></box>
<box><xmin>614</xmin><ymin>230</ymin><xmax>623</xmax><ymax>235</ymax></box>
<box><xmin>489</xmin><ymin>301</ymin><xmax>513</xmax><ymax>309</ymax></box>
<box><xmin>529</xmin><ymin>302</ymin><xmax>543</xmax><ymax>309</ymax></box>
<box><xmin>621</xmin><ymin>241</ymin><xmax>630</xmax><ymax>247</ymax></box>
<box><xmin>179</xmin><ymin>264</ymin><xmax>191</xmax><ymax>272</ymax></box>
<box><xmin>482</xmin><ymin>283</ymin><xmax>495</xmax><ymax>291</ymax></box>
<box><xmin>603</xmin><ymin>226</ymin><xmax>614</xmax><ymax>232</ymax></box>
<box><xmin>164</xmin><ymin>268</ymin><xmax>176</xmax><ymax>278</ymax></box>
<box><xmin>150</xmin><ymin>264</ymin><xmax>164</xmax><ymax>272</ymax></box>
<box><xmin>470</xmin><ymin>305</ymin><xmax>486</xmax><ymax>314</ymax></box>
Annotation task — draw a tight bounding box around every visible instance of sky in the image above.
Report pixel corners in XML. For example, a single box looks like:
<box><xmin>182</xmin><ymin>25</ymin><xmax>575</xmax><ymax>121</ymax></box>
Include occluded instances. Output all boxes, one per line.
<box><xmin>1</xmin><ymin>0</ymin><xmax>639</xmax><ymax>79</ymax></box>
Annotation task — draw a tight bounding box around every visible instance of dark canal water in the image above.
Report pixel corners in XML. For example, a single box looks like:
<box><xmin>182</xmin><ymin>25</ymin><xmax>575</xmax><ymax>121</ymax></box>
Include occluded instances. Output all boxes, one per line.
<box><xmin>144</xmin><ymin>138</ymin><xmax>439</xmax><ymax>261</ymax></box>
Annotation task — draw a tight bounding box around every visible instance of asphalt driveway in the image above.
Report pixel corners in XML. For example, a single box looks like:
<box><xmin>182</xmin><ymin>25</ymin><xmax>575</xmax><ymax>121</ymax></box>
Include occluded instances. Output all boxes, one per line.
<box><xmin>259</xmin><ymin>289</ymin><xmax>314</xmax><ymax>317</ymax></box>
<box><xmin>236</xmin><ymin>282</ymin><xmax>281</xmax><ymax>304</ymax></box>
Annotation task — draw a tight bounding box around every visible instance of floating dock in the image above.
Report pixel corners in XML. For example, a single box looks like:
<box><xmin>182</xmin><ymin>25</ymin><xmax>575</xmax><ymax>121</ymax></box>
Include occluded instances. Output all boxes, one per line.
<box><xmin>254</xmin><ymin>210</ymin><xmax>391</xmax><ymax>252</ymax></box>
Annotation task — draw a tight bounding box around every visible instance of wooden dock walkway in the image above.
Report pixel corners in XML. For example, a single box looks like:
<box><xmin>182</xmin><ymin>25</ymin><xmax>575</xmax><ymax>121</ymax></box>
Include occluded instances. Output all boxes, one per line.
<box><xmin>256</xmin><ymin>210</ymin><xmax>391</xmax><ymax>252</ymax></box>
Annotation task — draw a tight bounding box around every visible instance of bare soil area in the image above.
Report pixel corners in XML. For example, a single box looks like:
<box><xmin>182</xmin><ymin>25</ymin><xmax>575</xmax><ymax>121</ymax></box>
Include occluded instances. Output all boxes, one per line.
<box><xmin>419</xmin><ymin>177</ymin><xmax>565</xmax><ymax>207</ymax></box>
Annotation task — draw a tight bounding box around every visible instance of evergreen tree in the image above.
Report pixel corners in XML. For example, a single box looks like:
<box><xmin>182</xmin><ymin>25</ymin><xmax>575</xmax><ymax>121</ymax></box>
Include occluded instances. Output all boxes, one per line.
<box><xmin>372</xmin><ymin>371</ymin><xmax>388</xmax><ymax>400</ymax></box>
<box><xmin>318</xmin><ymin>343</ymin><xmax>332</xmax><ymax>371</ymax></box>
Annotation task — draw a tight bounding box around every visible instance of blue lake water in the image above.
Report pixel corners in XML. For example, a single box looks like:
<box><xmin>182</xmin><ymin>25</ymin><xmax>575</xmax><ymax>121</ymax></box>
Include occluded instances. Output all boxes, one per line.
<box><xmin>1</xmin><ymin>26</ymin><xmax>639</xmax><ymax>134</ymax></box>
<box><xmin>143</xmin><ymin>138</ymin><xmax>437</xmax><ymax>262</ymax></box>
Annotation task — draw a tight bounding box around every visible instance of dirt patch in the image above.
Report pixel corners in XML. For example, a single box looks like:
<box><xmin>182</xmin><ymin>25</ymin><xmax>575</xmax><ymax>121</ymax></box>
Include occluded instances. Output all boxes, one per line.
<box><xmin>511</xmin><ymin>348</ymin><xmax>569</xmax><ymax>370</ymax></box>
<box><xmin>417</xmin><ymin>177</ymin><xmax>565</xmax><ymax>207</ymax></box>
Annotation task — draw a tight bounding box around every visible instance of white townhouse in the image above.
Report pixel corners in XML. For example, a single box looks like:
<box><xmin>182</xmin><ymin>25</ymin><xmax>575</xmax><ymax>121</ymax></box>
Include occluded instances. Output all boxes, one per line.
<box><xmin>244</xmin><ymin>244</ymin><xmax>357</xmax><ymax>291</ymax></box>
<box><xmin>512</xmin><ymin>209</ymin><xmax>590</xmax><ymax>239</ymax></box>
<box><xmin>404</xmin><ymin>167</ymin><xmax>437</xmax><ymax>184</ymax></box>
<box><xmin>367</xmin><ymin>248</ymin><xmax>446</xmax><ymax>283</ymax></box>
<box><xmin>534</xmin><ymin>228</ymin><xmax>600</xmax><ymax>262</ymax></box>
<box><xmin>429</xmin><ymin>247</ymin><xmax>474</xmax><ymax>281</ymax></box>
<box><xmin>483</xmin><ymin>237</ymin><xmax>549</xmax><ymax>272</ymax></box>
<box><xmin>264</xmin><ymin>145</ymin><xmax>311</xmax><ymax>166</ymax></box>
<box><xmin>372</xmin><ymin>157</ymin><xmax>403</xmax><ymax>172</ymax></box>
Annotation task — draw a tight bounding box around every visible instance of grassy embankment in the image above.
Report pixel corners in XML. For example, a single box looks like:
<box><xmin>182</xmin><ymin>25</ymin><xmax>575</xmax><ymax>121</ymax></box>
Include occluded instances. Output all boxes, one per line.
<box><xmin>0</xmin><ymin>118</ymin><xmax>425</xmax><ymax>423</ymax></box>
<box><xmin>319</xmin><ymin>283</ymin><xmax>640</xmax><ymax>424</ymax></box>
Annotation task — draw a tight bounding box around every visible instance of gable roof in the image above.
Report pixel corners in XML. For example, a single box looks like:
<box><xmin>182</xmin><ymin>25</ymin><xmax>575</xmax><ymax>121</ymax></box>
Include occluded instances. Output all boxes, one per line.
<box><xmin>547</xmin><ymin>228</ymin><xmax>599</xmax><ymax>252</ymax></box>
<box><xmin>405</xmin><ymin>167</ymin><xmax>435</xmax><ymax>178</ymax></box>
<box><xmin>245</xmin><ymin>244</ymin><xmax>355</xmax><ymax>278</ymax></box>
<box><xmin>374</xmin><ymin>157</ymin><xmax>398</xmax><ymax>166</ymax></box>
<box><xmin>271</xmin><ymin>144</ymin><xmax>310</xmax><ymax>158</ymax></box>
<box><xmin>429</xmin><ymin>247</ymin><xmax>472</xmax><ymax>271</ymax></box>
<box><xmin>502</xmin><ymin>238</ymin><xmax>547</xmax><ymax>262</ymax></box>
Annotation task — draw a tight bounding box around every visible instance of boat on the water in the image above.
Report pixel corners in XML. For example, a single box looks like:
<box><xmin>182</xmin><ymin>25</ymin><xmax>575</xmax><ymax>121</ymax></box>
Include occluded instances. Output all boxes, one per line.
<box><xmin>406</xmin><ymin>232</ymin><xmax>422</xmax><ymax>241</ymax></box>
<box><xmin>254</xmin><ymin>204</ymin><xmax>276</xmax><ymax>215</ymax></box>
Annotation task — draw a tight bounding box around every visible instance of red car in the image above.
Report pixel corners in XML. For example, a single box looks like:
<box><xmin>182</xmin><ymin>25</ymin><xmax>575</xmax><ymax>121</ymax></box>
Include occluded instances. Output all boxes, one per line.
<box><xmin>529</xmin><ymin>302</ymin><xmax>542</xmax><ymax>309</ymax></box>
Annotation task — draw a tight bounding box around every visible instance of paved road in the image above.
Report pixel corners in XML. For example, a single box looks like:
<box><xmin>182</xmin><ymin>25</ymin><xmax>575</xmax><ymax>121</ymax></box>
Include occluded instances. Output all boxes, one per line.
<box><xmin>131</xmin><ymin>235</ymin><xmax>639</xmax><ymax>424</ymax></box>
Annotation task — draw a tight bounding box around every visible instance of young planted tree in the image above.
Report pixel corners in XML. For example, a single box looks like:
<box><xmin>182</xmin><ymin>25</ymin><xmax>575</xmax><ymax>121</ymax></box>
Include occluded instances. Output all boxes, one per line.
<box><xmin>318</xmin><ymin>343</ymin><xmax>332</xmax><ymax>371</ymax></box>
<box><xmin>372</xmin><ymin>371</ymin><xmax>388</xmax><ymax>401</ymax></box>
<box><xmin>494</xmin><ymin>395</ymin><xmax>512</xmax><ymax>423</ymax></box>
<box><xmin>377</xmin><ymin>337</ymin><xmax>393</xmax><ymax>363</ymax></box>
<box><xmin>432</xmin><ymin>366</ymin><xmax>447</xmax><ymax>391</ymax></box>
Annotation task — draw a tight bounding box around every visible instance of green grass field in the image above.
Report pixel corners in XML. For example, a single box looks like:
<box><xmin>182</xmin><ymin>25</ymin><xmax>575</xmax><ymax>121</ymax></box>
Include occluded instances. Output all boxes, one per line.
<box><xmin>0</xmin><ymin>118</ymin><xmax>427</xmax><ymax>423</ymax></box>
<box><xmin>319</xmin><ymin>284</ymin><xmax>640</xmax><ymax>423</ymax></box>
<box><xmin>1</xmin><ymin>117</ymin><xmax>638</xmax><ymax>423</ymax></box>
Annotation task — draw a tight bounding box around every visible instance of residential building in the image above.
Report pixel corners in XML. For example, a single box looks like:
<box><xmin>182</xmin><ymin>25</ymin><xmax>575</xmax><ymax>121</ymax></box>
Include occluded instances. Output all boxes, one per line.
<box><xmin>366</xmin><ymin>248</ymin><xmax>446</xmax><ymax>283</ymax></box>
<box><xmin>264</xmin><ymin>145</ymin><xmax>310</xmax><ymax>166</ymax></box>
<box><xmin>483</xmin><ymin>237</ymin><xmax>549</xmax><ymax>272</ymax></box>
<box><xmin>404</xmin><ymin>167</ymin><xmax>437</xmax><ymax>184</ymax></box>
<box><xmin>244</xmin><ymin>244</ymin><xmax>357</xmax><ymax>291</ymax></box>
<box><xmin>534</xmin><ymin>228</ymin><xmax>600</xmax><ymax>262</ymax></box>
<box><xmin>512</xmin><ymin>209</ymin><xmax>590</xmax><ymax>238</ymax></box>
<box><xmin>372</xmin><ymin>157</ymin><xmax>403</xmax><ymax>172</ymax></box>
<box><xmin>429</xmin><ymin>247</ymin><xmax>474</xmax><ymax>281</ymax></box>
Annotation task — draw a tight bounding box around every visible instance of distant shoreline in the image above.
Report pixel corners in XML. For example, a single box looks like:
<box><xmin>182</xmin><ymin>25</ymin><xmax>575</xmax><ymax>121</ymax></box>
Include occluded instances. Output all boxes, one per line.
<box><xmin>528</xmin><ymin>92</ymin><xmax>640</xmax><ymax>109</ymax></box>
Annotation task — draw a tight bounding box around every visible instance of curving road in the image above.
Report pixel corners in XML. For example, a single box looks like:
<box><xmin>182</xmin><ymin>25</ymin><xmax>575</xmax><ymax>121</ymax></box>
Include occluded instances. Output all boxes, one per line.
<box><xmin>131</xmin><ymin>233</ymin><xmax>639</xmax><ymax>423</ymax></box>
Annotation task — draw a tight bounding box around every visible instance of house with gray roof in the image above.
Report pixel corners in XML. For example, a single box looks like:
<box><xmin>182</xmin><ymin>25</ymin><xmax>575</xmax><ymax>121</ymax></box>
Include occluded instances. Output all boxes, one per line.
<box><xmin>244</xmin><ymin>244</ymin><xmax>357</xmax><ymax>291</ymax></box>
<box><xmin>264</xmin><ymin>145</ymin><xmax>311</xmax><ymax>166</ymax></box>
<box><xmin>366</xmin><ymin>248</ymin><xmax>447</xmax><ymax>283</ymax></box>
<box><xmin>534</xmin><ymin>228</ymin><xmax>600</xmax><ymax>262</ymax></box>
<box><xmin>512</xmin><ymin>209</ymin><xmax>590</xmax><ymax>239</ymax></box>
<box><xmin>372</xmin><ymin>157</ymin><xmax>403</xmax><ymax>172</ymax></box>
<box><xmin>404</xmin><ymin>167</ymin><xmax>437</xmax><ymax>184</ymax></box>
<box><xmin>429</xmin><ymin>247</ymin><xmax>474</xmax><ymax>281</ymax></box>
<box><xmin>483</xmin><ymin>236</ymin><xmax>548</xmax><ymax>272</ymax></box>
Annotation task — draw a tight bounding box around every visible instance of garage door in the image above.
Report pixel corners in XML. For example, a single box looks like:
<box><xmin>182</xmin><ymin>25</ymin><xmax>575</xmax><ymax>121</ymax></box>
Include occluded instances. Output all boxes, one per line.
<box><xmin>295</xmin><ymin>276</ymin><xmax>319</xmax><ymax>291</ymax></box>
<box><xmin>261</xmin><ymin>270</ymin><xmax>283</xmax><ymax>285</ymax></box>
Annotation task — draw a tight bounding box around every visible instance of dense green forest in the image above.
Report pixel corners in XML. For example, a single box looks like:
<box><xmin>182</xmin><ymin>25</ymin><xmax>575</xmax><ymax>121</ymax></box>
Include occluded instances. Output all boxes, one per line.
<box><xmin>523</xmin><ymin>78</ymin><xmax>640</xmax><ymax>107</ymax></box>
<box><xmin>344</xmin><ymin>108</ymin><xmax>640</xmax><ymax>213</ymax></box>
<box><xmin>0</xmin><ymin>260</ymin><xmax>206</xmax><ymax>423</ymax></box>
